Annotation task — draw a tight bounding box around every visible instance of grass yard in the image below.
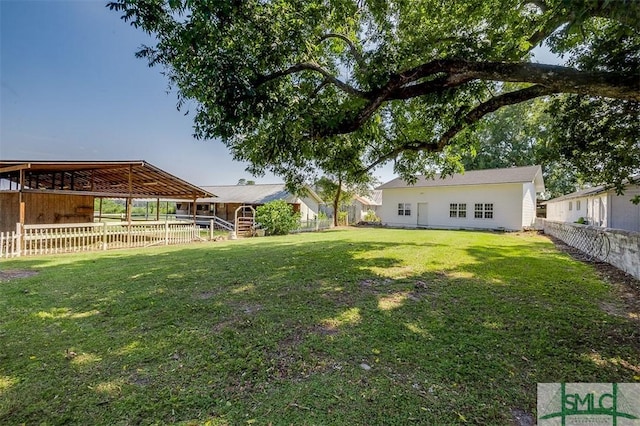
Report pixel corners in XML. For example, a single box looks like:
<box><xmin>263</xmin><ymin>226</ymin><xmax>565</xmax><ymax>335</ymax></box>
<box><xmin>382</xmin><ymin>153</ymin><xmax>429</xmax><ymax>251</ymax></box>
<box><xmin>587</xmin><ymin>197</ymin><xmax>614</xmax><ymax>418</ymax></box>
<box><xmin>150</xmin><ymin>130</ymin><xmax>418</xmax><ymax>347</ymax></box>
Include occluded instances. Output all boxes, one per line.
<box><xmin>0</xmin><ymin>228</ymin><xmax>638</xmax><ymax>425</ymax></box>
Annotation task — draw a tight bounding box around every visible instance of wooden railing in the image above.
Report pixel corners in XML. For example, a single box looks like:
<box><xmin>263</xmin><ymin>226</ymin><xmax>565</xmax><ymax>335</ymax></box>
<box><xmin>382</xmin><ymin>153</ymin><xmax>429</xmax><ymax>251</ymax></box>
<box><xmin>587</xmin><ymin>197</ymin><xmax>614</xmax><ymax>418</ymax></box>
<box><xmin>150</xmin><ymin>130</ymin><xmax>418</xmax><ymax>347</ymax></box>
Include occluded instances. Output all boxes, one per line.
<box><xmin>0</xmin><ymin>221</ymin><xmax>199</xmax><ymax>258</ymax></box>
<box><xmin>175</xmin><ymin>214</ymin><xmax>235</xmax><ymax>231</ymax></box>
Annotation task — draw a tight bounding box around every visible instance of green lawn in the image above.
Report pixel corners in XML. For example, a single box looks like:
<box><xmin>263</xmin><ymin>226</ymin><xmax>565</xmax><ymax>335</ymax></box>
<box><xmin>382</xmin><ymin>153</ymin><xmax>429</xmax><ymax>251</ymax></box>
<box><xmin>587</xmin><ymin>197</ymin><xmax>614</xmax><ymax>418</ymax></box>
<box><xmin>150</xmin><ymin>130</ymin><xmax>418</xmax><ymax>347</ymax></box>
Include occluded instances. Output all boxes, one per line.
<box><xmin>1</xmin><ymin>228</ymin><xmax>638</xmax><ymax>425</ymax></box>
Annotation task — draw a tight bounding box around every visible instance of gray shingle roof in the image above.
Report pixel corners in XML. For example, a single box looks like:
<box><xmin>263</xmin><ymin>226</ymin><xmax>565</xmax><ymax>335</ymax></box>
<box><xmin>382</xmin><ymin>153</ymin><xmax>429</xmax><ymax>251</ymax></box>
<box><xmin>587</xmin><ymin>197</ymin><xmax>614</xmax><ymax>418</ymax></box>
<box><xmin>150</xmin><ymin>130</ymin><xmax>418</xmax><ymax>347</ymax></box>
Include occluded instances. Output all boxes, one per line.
<box><xmin>541</xmin><ymin>175</ymin><xmax>639</xmax><ymax>204</ymax></box>
<box><xmin>354</xmin><ymin>190</ymin><xmax>383</xmax><ymax>206</ymax></box>
<box><xmin>540</xmin><ymin>186</ymin><xmax>607</xmax><ymax>204</ymax></box>
<box><xmin>377</xmin><ymin>165</ymin><xmax>544</xmax><ymax>191</ymax></box>
<box><xmin>198</xmin><ymin>184</ymin><xmax>322</xmax><ymax>204</ymax></box>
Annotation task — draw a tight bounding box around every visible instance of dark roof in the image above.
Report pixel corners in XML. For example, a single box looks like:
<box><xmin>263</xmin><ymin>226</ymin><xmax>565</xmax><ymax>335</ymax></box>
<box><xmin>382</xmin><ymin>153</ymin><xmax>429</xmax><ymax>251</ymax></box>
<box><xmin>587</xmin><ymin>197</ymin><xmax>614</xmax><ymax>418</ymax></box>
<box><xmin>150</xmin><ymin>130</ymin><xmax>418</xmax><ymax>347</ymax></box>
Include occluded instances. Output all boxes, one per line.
<box><xmin>198</xmin><ymin>184</ymin><xmax>323</xmax><ymax>204</ymax></box>
<box><xmin>377</xmin><ymin>165</ymin><xmax>544</xmax><ymax>191</ymax></box>
<box><xmin>0</xmin><ymin>160</ymin><xmax>212</xmax><ymax>199</ymax></box>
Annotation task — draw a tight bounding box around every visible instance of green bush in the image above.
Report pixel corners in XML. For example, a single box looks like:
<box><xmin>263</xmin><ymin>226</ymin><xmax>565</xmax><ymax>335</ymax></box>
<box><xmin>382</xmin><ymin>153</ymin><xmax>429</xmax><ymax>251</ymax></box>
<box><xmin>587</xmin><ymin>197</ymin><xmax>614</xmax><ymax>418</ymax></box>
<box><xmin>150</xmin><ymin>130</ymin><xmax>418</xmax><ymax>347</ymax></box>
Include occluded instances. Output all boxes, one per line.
<box><xmin>337</xmin><ymin>211</ymin><xmax>349</xmax><ymax>226</ymax></box>
<box><xmin>255</xmin><ymin>200</ymin><xmax>301</xmax><ymax>235</ymax></box>
<box><xmin>363</xmin><ymin>209</ymin><xmax>380</xmax><ymax>222</ymax></box>
<box><xmin>575</xmin><ymin>217</ymin><xmax>587</xmax><ymax>224</ymax></box>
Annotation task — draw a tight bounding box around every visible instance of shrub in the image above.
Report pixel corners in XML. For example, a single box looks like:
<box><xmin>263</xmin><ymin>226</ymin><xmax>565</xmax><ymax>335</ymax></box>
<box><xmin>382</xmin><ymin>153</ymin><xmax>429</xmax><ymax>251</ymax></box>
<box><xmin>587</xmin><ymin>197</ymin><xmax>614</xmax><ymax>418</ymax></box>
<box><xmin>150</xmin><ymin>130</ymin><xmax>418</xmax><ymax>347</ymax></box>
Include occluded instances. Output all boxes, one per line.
<box><xmin>255</xmin><ymin>200</ymin><xmax>301</xmax><ymax>235</ymax></box>
<box><xmin>363</xmin><ymin>209</ymin><xmax>381</xmax><ymax>222</ymax></box>
<box><xmin>575</xmin><ymin>217</ymin><xmax>587</xmax><ymax>224</ymax></box>
<box><xmin>337</xmin><ymin>211</ymin><xmax>349</xmax><ymax>226</ymax></box>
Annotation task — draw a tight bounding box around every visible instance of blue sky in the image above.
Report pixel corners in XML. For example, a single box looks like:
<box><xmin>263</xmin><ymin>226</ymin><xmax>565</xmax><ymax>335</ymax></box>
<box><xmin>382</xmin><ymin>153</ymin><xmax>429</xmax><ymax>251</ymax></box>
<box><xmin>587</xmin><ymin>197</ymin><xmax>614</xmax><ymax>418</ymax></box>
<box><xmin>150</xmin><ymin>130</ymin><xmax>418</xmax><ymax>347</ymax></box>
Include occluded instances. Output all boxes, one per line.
<box><xmin>1</xmin><ymin>1</ymin><xmax>558</xmax><ymax>187</ymax></box>
<box><xmin>0</xmin><ymin>0</ymin><xmax>282</xmax><ymax>185</ymax></box>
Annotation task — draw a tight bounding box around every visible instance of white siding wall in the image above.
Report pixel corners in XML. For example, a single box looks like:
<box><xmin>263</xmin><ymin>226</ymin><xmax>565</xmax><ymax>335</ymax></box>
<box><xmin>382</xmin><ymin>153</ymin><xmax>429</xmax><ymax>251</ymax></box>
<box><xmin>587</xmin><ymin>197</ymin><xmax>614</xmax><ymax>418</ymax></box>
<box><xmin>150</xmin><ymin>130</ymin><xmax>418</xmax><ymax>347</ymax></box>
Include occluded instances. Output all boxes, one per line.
<box><xmin>379</xmin><ymin>183</ymin><xmax>525</xmax><ymax>230</ymax></box>
<box><xmin>572</xmin><ymin>197</ymin><xmax>587</xmax><ymax>222</ymax></box>
<box><xmin>609</xmin><ymin>185</ymin><xmax>640</xmax><ymax>232</ymax></box>
<box><xmin>298</xmin><ymin>196</ymin><xmax>319</xmax><ymax>220</ymax></box>
<box><xmin>546</xmin><ymin>185</ymin><xmax>639</xmax><ymax>232</ymax></box>
<box><xmin>546</xmin><ymin>197</ymin><xmax>588</xmax><ymax>223</ymax></box>
<box><xmin>545</xmin><ymin>201</ymin><xmax>564</xmax><ymax>222</ymax></box>
<box><xmin>521</xmin><ymin>182</ymin><xmax>536</xmax><ymax>227</ymax></box>
<box><xmin>586</xmin><ymin>195</ymin><xmax>608</xmax><ymax>227</ymax></box>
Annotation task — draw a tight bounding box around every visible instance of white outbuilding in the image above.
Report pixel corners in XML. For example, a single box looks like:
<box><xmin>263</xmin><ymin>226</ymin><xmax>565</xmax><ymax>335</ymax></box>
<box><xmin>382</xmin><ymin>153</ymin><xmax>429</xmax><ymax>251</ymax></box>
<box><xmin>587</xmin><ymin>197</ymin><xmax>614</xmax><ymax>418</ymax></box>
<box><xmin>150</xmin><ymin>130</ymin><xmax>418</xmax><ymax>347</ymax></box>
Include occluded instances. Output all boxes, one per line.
<box><xmin>377</xmin><ymin>165</ymin><xmax>545</xmax><ymax>231</ymax></box>
<box><xmin>543</xmin><ymin>181</ymin><xmax>640</xmax><ymax>232</ymax></box>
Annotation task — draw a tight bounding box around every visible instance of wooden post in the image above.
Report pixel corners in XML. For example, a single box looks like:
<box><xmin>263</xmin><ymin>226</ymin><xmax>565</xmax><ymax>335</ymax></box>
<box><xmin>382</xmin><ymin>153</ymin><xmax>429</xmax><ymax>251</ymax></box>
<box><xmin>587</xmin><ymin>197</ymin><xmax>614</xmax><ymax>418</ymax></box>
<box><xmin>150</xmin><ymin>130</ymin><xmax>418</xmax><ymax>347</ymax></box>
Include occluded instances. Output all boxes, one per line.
<box><xmin>102</xmin><ymin>222</ymin><xmax>108</xmax><ymax>250</ymax></box>
<box><xmin>156</xmin><ymin>198</ymin><xmax>160</xmax><ymax>221</ymax></box>
<box><xmin>164</xmin><ymin>221</ymin><xmax>169</xmax><ymax>245</ymax></box>
<box><xmin>127</xmin><ymin>165</ymin><xmax>133</xmax><ymax>246</ymax></box>
<box><xmin>210</xmin><ymin>219</ymin><xmax>214</xmax><ymax>240</ymax></box>
<box><xmin>18</xmin><ymin>169</ymin><xmax>25</xmax><ymax>255</ymax></box>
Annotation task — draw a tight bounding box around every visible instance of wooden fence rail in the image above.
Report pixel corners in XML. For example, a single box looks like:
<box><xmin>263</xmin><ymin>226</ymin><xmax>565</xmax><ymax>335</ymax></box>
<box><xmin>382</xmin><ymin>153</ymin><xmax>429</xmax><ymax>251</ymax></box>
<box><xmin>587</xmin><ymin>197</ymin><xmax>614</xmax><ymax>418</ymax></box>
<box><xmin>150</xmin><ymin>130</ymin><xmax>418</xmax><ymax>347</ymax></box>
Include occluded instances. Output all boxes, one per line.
<box><xmin>0</xmin><ymin>221</ymin><xmax>199</xmax><ymax>258</ymax></box>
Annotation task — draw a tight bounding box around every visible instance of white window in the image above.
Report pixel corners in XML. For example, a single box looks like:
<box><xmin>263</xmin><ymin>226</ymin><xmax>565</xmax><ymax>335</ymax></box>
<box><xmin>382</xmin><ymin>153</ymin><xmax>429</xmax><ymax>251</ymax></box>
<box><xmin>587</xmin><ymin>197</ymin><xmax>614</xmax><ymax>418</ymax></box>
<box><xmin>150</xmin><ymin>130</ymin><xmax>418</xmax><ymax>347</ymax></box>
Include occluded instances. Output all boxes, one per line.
<box><xmin>576</xmin><ymin>200</ymin><xmax>581</xmax><ymax>211</ymax></box>
<box><xmin>474</xmin><ymin>203</ymin><xmax>494</xmax><ymax>219</ymax></box>
<box><xmin>568</xmin><ymin>201</ymin><xmax>573</xmax><ymax>211</ymax></box>
<box><xmin>450</xmin><ymin>203</ymin><xmax>467</xmax><ymax>218</ymax></box>
<box><xmin>397</xmin><ymin>203</ymin><xmax>411</xmax><ymax>216</ymax></box>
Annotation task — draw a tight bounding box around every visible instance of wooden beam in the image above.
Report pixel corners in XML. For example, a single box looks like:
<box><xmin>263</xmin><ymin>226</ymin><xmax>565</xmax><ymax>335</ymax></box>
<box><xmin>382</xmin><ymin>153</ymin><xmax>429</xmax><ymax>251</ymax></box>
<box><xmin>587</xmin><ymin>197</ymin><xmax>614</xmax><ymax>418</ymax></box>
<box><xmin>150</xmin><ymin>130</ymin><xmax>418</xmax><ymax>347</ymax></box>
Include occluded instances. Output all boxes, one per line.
<box><xmin>19</xmin><ymin>188</ymin><xmax>197</xmax><ymax>199</ymax></box>
<box><xmin>0</xmin><ymin>163</ymin><xmax>30</xmax><ymax>174</ymax></box>
<box><xmin>127</xmin><ymin>165</ymin><xmax>133</xmax><ymax>225</ymax></box>
<box><xmin>18</xmin><ymin>168</ymin><xmax>25</xmax><ymax>226</ymax></box>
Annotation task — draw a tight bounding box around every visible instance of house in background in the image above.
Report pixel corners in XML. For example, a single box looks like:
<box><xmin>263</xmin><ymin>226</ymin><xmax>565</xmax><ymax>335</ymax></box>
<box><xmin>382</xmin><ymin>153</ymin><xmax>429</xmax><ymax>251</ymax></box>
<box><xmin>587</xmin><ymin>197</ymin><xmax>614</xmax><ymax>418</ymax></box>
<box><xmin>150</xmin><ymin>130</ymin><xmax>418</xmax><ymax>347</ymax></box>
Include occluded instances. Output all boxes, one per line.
<box><xmin>349</xmin><ymin>190</ymin><xmax>383</xmax><ymax>223</ymax></box>
<box><xmin>176</xmin><ymin>184</ymin><xmax>324</xmax><ymax>223</ymax></box>
<box><xmin>377</xmin><ymin>165</ymin><xmax>545</xmax><ymax>231</ymax></box>
<box><xmin>543</xmin><ymin>181</ymin><xmax>640</xmax><ymax>232</ymax></box>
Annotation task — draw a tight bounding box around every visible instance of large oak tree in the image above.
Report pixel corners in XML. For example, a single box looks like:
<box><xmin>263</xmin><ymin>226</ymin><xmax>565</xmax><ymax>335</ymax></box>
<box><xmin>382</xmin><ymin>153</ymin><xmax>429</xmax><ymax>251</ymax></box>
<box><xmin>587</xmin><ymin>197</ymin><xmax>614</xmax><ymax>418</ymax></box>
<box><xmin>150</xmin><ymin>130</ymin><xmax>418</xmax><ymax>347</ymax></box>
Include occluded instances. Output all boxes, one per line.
<box><xmin>109</xmin><ymin>0</ymin><xmax>640</xmax><ymax>189</ymax></box>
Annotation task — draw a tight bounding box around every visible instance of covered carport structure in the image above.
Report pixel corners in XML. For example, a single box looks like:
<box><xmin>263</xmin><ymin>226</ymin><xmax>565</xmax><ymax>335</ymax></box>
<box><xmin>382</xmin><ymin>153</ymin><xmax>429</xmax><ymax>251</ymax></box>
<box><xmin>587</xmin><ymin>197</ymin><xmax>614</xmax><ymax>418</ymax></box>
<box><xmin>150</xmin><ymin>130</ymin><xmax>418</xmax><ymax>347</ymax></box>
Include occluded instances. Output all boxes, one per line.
<box><xmin>0</xmin><ymin>160</ymin><xmax>213</xmax><ymax>232</ymax></box>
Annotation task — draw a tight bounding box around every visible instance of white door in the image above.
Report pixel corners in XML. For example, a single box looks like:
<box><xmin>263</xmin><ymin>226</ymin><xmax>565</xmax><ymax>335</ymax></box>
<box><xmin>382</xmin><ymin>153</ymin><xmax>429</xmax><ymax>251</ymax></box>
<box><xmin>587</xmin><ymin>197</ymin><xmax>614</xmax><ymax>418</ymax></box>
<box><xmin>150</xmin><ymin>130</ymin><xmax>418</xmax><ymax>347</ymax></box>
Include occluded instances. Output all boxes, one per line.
<box><xmin>417</xmin><ymin>202</ymin><xmax>428</xmax><ymax>227</ymax></box>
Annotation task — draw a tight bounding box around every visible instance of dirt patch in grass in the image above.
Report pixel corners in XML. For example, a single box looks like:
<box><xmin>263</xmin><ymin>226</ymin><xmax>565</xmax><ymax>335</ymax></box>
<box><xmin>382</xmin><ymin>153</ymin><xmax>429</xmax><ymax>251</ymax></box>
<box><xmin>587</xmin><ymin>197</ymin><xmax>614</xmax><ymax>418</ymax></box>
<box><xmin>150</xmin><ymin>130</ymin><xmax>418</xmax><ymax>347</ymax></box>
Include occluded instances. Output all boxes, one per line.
<box><xmin>0</xmin><ymin>269</ymin><xmax>39</xmax><ymax>281</ymax></box>
<box><xmin>510</xmin><ymin>408</ymin><xmax>535</xmax><ymax>426</ymax></box>
<box><xmin>196</xmin><ymin>290</ymin><xmax>219</xmax><ymax>300</ymax></box>
<box><xmin>545</xmin><ymin>235</ymin><xmax>640</xmax><ymax>323</ymax></box>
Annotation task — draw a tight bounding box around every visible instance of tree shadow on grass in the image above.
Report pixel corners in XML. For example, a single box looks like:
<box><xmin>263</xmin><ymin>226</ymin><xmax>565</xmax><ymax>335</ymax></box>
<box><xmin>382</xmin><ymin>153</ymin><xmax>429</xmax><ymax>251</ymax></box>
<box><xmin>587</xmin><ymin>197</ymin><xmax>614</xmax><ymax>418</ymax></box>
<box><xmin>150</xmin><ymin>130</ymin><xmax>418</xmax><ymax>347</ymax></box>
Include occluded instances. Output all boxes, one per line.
<box><xmin>0</xmin><ymin>230</ymin><xmax>638</xmax><ymax>425</ymax></box>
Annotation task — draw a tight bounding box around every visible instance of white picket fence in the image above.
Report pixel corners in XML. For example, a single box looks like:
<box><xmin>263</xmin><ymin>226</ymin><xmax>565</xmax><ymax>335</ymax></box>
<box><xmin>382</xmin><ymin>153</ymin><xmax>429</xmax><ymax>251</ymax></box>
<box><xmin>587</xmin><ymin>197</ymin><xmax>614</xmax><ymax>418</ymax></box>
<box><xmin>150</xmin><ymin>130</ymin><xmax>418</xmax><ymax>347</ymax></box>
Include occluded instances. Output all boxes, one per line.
<box><xmin>0</xmin><ymin>221</ymin><xmax>199</xmax><ymax>258</ymax></box>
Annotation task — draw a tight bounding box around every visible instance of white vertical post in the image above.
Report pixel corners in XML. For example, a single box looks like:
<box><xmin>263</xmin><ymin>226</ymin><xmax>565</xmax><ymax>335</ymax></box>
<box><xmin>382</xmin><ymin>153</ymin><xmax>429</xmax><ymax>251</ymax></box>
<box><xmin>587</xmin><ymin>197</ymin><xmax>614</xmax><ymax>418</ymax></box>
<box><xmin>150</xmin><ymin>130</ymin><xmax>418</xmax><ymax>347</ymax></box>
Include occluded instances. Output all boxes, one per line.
<box><xmin>15</xmin><ymin>222</ymin><xmax>22</xmax><ymax>257</ymax></box>
<box><xmin>210</xmin><ymin>219</ymin><xmax>214</xmax><ymax>240</ymax></box>
<box><xmin>164</xmin><ymin>221</ymin><xmax>169</xmax><ymax>245</ymax></box>
<box><xmin>102</xmin><ymin>222</ymin><xmax>108</xmax><ymax>250</ymax></box>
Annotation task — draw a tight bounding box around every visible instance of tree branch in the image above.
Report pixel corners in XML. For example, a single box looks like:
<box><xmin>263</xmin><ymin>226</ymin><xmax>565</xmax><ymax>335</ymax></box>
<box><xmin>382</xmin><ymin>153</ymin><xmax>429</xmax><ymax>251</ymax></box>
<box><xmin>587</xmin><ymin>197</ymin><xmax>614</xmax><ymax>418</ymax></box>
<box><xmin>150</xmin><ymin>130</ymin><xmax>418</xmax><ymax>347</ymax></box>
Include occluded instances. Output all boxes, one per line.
<box><xmin>318</xmin><ymin>33</ymin><xmax>367</xmax><ymax>70</ymax></box>
<box><xmin>397</xmin><ymin>60</ymin><xmax>639</xmax><ymax>100</ymax></box>
<box><xmin>254</xmin><ymin>62</ymin><xmax>367</xmax><ymax>98</ymax></box>
<box><xmin>360</xmin><ymin>85</ymin><xmax>559</xmax><ymax>174</ymax></box>
<box><xmin>325</xmin><ymin>59</ymin><xmax>638</xmax><ymax>137</ymax></box>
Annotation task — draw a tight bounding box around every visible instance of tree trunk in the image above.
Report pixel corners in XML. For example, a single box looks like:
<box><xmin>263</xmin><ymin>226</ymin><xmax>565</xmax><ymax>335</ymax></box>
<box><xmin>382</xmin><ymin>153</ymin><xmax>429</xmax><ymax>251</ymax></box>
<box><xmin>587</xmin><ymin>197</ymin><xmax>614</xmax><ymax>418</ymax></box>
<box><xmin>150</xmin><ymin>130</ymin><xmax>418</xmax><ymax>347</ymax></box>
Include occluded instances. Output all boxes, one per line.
<box><xmin>333</xmin><ymin>176</ymin><xmax>342</xmax><ymax>227</ymax></box>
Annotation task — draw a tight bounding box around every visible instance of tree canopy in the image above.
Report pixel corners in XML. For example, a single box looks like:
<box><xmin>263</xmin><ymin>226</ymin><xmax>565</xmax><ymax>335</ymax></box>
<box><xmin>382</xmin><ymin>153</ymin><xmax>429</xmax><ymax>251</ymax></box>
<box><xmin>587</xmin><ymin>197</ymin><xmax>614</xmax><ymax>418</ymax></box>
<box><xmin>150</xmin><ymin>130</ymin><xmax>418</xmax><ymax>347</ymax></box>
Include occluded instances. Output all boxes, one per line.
<box><xmin>108</xmin><ymin>0</ymin><xmax>640</xmax><ymax>190</ymax></box>
<box><xmin>459</xmin><ymin>98</ymin><xmax>580</xmax><ymax>198</ymax></box>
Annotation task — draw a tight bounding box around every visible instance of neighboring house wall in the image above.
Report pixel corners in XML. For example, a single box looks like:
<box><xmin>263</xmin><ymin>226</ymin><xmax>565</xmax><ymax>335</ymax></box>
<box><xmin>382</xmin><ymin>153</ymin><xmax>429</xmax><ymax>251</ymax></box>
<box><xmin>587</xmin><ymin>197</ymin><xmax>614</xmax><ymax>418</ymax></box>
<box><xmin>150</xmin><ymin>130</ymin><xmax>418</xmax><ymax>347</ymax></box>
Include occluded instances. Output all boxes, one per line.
<box><xmin>609</xmin><ymin>186</ymin><xmax>640</xmax><ymax>232</ymax></box>
<box><xmin>546</xmin><ymin>196</ymin><xmax>589</xmax><ymax>224</ymax></box>
<box><xmin>586</xmin><ymin>195</ymin><xmax>608</xmax><ymax>227</ymax></box>
<box><xmin>298</xmin><ymin>195</ymin><xmax>319</xmax><ymax>221</ymax></box>
<box><xmin>380</xmin><ymin>183</ymin><xmax>527</xmax><ymax>231</ymax></box>
<box><xmin>349</xmin><ymin>200</ymin><xmax>379</xmax><ymax>223</ymax></box>
<box><xmin>521</xmin><ymin>182</ymin><xmax>536</xmax><ymax>228</ymax></box>
<box><xmin>545</xmin><ymin>184</ymin><xmax>640</xmax><ymax>232</ymax></box>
